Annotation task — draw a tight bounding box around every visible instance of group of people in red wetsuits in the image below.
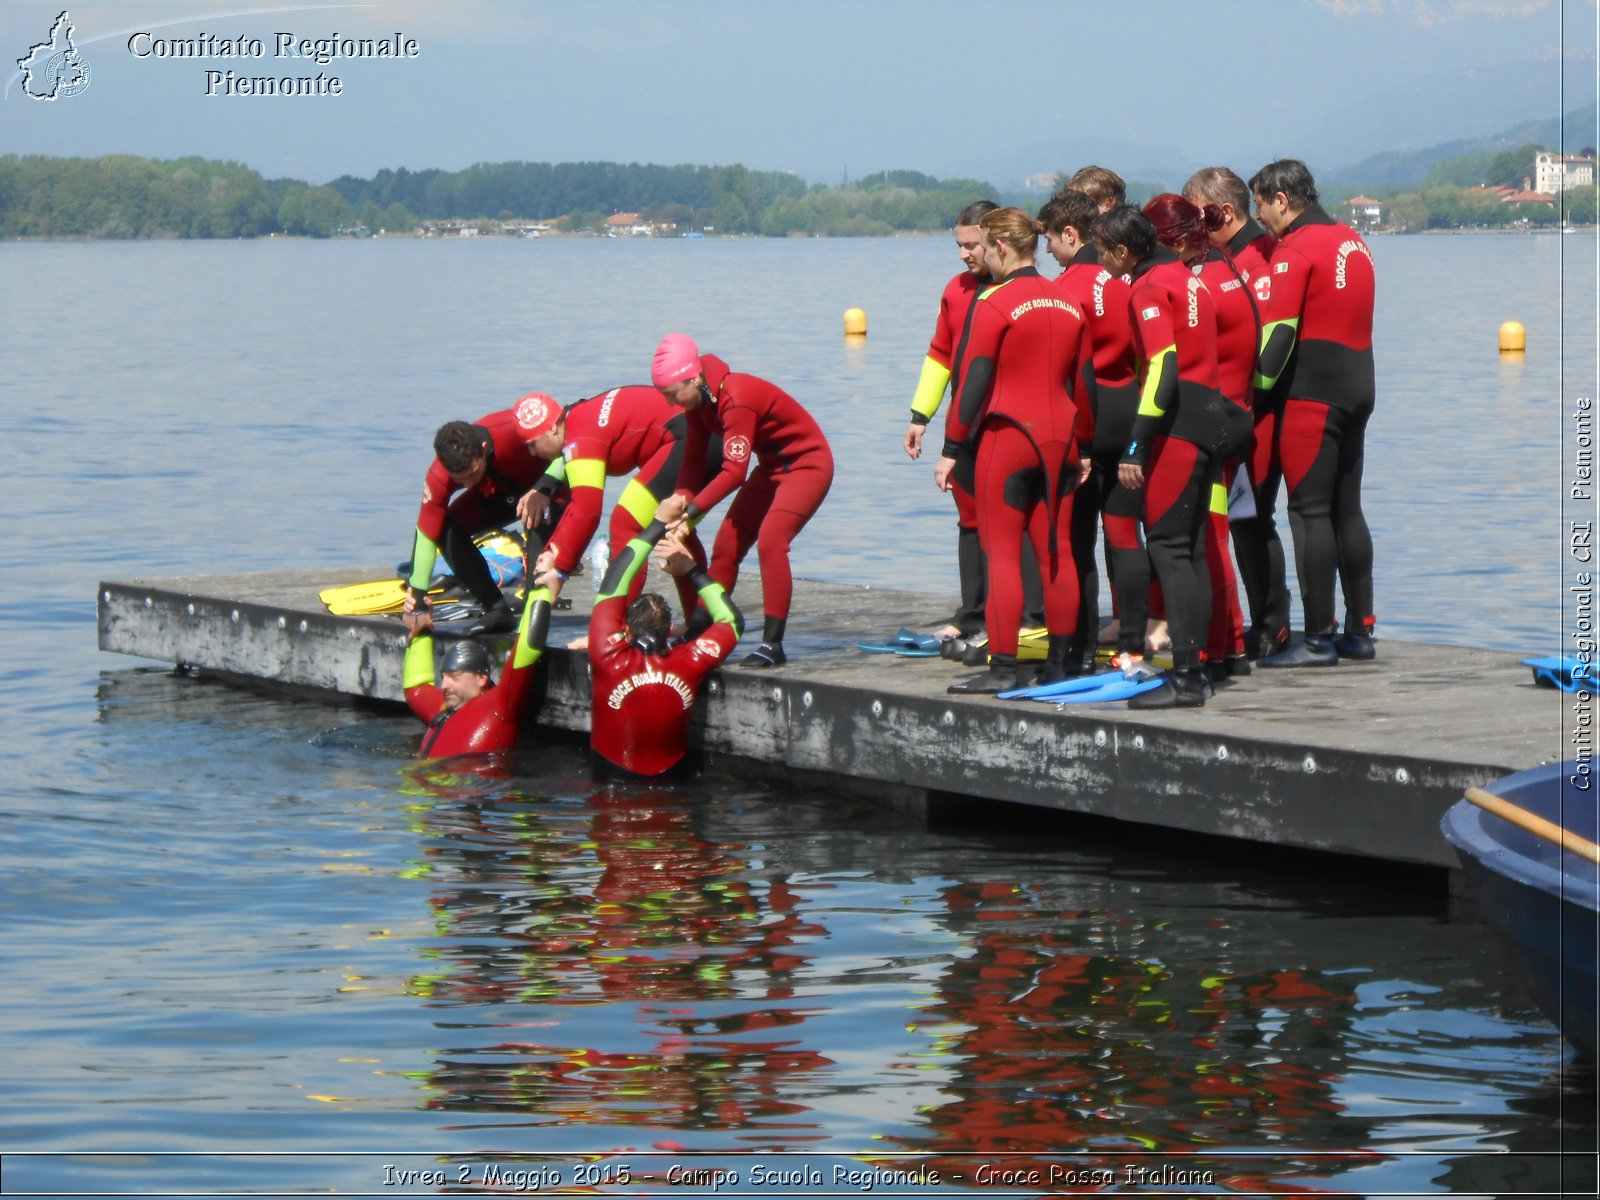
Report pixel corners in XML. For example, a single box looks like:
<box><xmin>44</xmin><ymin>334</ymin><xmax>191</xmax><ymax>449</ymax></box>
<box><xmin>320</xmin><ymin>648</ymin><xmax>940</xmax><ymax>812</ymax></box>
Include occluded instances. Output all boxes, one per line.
<box><xmin>399</xmin><ymin>335</ymin><xmax>834</xmax><ymax>768</ymax></box>
<box><xmin>907</xmin><ymin>160</ymin><xmax>1376</xmax><ymax>708</ymax></box>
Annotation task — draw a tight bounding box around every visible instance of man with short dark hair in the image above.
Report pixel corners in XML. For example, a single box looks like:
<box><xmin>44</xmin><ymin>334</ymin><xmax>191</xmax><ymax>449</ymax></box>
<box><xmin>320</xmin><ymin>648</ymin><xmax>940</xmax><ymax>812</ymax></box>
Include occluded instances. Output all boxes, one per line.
<box><xmin>404</xmin><ymin>393</ymin><xmax>567</xmax><ymax>633</ymax></box>
<box><xmin>584</xmin><ymin>521</ymin><xmax>743</xmax><ymax>777</ymax></box>
<box><xmin>1249</xmin><ymin>158</ymin><xmax>1377</xmax><ymax>666</ymax></box>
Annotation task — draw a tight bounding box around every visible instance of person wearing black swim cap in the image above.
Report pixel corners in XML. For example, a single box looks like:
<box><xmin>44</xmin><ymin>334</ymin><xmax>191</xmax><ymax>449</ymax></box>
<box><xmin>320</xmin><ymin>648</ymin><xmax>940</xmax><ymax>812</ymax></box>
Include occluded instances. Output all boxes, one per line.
<box><xmin>401</xmin><ymin>583</ymin><xmax>554</xmax><ymax>757</ymax></box>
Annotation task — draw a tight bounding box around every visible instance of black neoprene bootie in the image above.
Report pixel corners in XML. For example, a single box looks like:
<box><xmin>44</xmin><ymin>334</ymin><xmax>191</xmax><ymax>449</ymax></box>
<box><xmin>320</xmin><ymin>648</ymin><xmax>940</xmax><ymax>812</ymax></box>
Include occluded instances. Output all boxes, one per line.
<box><xmin>1334</xmin><ymin>633</ymin><xmax>1376</xmax><ymax>661</ymax></box>
<box><xmin>1257</xmin><ymin>632</ymin><xmax>1339</xmax><ymax>668</ymax></box>
<box><xmin>948</xmin><ymin>654</ymin><xmax>1018</xmax><ymax>695</ymax></box>
<box><xmin>1036</xmin><ymin>635</ymin><xmax>1087</xmax><ymax>686</ymax></box>
<box><xmin>1127</xmin><ymin>664</ymin><xmax>1211</xmax><ymax>710</ymax></box>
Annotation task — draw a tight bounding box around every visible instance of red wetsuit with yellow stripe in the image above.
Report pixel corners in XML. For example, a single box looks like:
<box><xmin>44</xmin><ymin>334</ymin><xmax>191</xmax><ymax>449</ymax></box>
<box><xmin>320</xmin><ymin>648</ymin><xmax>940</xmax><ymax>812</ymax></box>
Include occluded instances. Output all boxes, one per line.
<box><xmin>588</xmin><ymin>523</ymin><xmax>743</xmax><ymax>777</ymax></box>
<box><xmin>948</xmin><ymin>266</ymin><xmax>1097</xmax><ymax>658</ymax></box>
<box><xmin>674</xmin><ymin>355</ymin><xmax>834</xmax><ymax>625</ymax></box>
<box><xmin>1255</xmin><ymin>204</ymin><xmax>1376</xmax><ymax>638</ymax></box>
<box><xmin>1118</xmin><ymin>248</ymin><xmax>1228</xmax><ymax>669</ymax></box>
<box><xmin>534</xmin><ymin>385</ymin><xmax>686</xmax><ymax>606</ymax></box>
<box><xmin>402</xmin><ymin>588</ymin><xmax>553</xmax><ymax>758</ymax></box>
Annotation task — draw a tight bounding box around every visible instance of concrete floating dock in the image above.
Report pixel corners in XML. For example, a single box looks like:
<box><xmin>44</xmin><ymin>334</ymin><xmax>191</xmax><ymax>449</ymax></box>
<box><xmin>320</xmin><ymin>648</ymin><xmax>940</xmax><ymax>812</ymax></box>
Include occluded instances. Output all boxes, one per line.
<box><xmin>98</xmin><ymin>568</ymin><xmax>1562</xmax><ymax>869</ymax></box>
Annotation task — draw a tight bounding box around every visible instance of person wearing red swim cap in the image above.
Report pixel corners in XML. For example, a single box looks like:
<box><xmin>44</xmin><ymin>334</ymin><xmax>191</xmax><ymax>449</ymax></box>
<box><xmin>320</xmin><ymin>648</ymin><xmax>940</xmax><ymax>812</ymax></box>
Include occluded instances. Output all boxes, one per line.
<box><xmin>650</xmin><ymin>334</ymin><xmax>833</xmax><ymax>668</ymax></box>
<box><xmin>403</xmin><ymin>393</ymin><xmax>567</xmax><ymax>633</ymax></box>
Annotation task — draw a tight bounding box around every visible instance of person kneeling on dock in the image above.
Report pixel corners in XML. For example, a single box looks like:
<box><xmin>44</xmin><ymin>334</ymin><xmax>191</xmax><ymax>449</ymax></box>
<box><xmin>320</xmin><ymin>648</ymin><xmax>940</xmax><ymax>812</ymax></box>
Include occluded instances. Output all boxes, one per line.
<box><xmin>400</xmin><ymin>585</ymin><xmax>553</xmax><ymax>758</ymax></box>
<box><xmin>573</xmin><ymin>520</ymin><xmax>743</xmax><ymax>778</ymax></box>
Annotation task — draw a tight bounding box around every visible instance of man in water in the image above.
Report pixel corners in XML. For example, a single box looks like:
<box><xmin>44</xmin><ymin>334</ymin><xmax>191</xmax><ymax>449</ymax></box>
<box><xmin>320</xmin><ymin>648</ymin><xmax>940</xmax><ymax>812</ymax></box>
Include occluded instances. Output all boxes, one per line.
<box><xmin>401</xmin><ymin>584</ymin><xmax>553</xmax><ymax>757</ymax></box>
<box><xmin>580</xmin><ymin>520</ymin><xmax>743</xmax><ymax>777</ymax></box>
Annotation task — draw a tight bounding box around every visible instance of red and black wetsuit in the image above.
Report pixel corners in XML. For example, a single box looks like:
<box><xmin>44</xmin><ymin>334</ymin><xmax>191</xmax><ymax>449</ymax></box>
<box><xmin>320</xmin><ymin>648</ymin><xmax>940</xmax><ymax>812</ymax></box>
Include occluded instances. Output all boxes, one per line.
<box><xmin>1118</xmin><ymin>247</ymin><xmax>1230</xmax><ymax>670</ymax></box>
<box><xmin>947</xmin><ymin>267</ymin><xmax>1096</xmax><ymax>659</ymax></box>
<box><xmin>532</xmin><ymin>385</ymin><xmax>687</xmax><ymax>607</ymax></box>
<box><xmin>909</xmin><ymin>270</ymin><xmax>988</xmax><ymax>634</ymax></box>
<box><xmin>588</xmin><ymin>523</ymin><xmax>743</xmax><ymax>777</ymax></box>
<box><xmin>1055</xmin><ymin>247</ymin><xmax>1139</xmax><ymax>652</ymax></box>
<box><xmin>402</xmin><ymin>588</ymin><xmax>552</xmax><ymax>757</ymax></box>
<box><xmin>1195</xmin><ymin>247</ymin><xmax>1263</xmax><ymax>660</ymax></box>
<box><xmin>408</xmin><ymin>409</ymin><xmax>556</xmax><ymax>608</ymax></box>
<box><xmin>1216</xmin><ymin>218</ymin><xmax>1292</xmax><ymax>652</ymax></box>
<box><xmin>1255</xmin><ymin>204</ymin><xmax>1376</xmax><ymax>639</ymax></box>
<box><xmin>674</xmin><ymin>354</ymin><xmax>834</xmax><ymax>639</ymax></box>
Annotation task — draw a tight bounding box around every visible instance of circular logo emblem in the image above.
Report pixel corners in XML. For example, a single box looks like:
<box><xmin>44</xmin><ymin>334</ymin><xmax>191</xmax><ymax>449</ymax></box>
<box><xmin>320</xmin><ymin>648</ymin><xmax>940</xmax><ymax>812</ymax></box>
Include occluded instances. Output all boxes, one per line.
<box><xmin>422</xmin><ymin>481</ymin><xmax>434</xmax><ymax>504</ymax></box>
<box><xmin>515</xmin><ymin>393</ymin><xmax>552</xmax><ymax>432</ymax></box>
<box><xmin>49</xmin><ymin>52</ymin><xmax>90</xmax><ymax>98</ymax></box>
<box><xmin>724</xmin><ymin>434</ymin><xmax>752</xmax><ymax>463</ymax></box>
<box><xmin>693</xmin><ymin>636</ymin><xmax>722</xmax><ymax>657</ymax></box>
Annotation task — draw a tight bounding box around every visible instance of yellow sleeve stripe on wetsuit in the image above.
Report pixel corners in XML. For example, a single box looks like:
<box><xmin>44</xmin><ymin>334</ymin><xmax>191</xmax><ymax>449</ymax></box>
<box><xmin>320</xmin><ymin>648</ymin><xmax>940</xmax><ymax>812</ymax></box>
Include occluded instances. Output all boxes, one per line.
<box><xmin>1209</xmin><ymin>481</ymin><xmax>1229</xmax><ymax>516</ymax></box>
<box><xmin>1255</xmin><ymin>317</ymin><xmax>1300</xmax><ymax>390</ymax></box>
<box><xmin>1137</xmin><ymin>346</ymin><xmax>1178</xmax><ymax>420</ymax></box>
<box><xmin>541</xmin><ymin>457</ymin><xmax>569</xmax><ymax>485</ymax></box>
<box><xmin>565</xmin><ymin>457</ymin><xmax>605</xmax><ymax>491</ymax></box>
<box><xmin>617</xmin><ymin>477</ymin><xmax>658</xmax><ymax>526</ymax></box>
<box><xmin>910</xmin><ymin>355</ymin><xmax>952</xmax><ymax>421</ymax></box>
<box><xmin>407</xmin><ymin>530</ymin><xmax>441</xmax><ymax>592</ymax></box>
<box><xmin>403</xmin><ymin>634</ymin><xmax>436</xmax><ymax>690</ymax></box>
<box><xmin>511</xmin><ymin>585</ymin><xmax>553</xmax><ymax>669</ymax></box>
<box><xmin>697</xmin><ymin>578</ymin><xmax>742</xmax><ymax>635</ymax></box>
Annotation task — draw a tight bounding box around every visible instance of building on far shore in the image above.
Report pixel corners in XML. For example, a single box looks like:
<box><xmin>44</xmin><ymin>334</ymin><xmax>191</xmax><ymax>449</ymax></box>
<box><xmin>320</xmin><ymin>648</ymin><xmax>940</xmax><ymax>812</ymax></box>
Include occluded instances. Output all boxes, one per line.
<box><xmin>1343</xmin><ymin>195</ymin><xmax>1383</xmax><ymax>229</ymax></box>
<box><xmin>1534</xmin><ymin>152</ymin><xmax>1595</xmax><ymax>194</ymax></box>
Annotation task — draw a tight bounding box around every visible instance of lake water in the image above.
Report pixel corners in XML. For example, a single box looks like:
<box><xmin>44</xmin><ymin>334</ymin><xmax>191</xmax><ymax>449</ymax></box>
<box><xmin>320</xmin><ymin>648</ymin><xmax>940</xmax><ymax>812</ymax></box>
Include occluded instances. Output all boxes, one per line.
<box><xmin>3</xmin><ymin>233</ymin><xmax>1596</xmax><ymax>1195</ymax></box>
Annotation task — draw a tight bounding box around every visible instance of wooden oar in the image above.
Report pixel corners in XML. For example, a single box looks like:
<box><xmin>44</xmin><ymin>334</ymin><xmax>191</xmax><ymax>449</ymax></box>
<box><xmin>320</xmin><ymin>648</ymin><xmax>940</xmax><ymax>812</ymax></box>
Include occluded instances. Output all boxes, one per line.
<box><xmin>1464</xmin><ymin>786</ymin><xmax>1600</xmax><ymax>866</ymax></box>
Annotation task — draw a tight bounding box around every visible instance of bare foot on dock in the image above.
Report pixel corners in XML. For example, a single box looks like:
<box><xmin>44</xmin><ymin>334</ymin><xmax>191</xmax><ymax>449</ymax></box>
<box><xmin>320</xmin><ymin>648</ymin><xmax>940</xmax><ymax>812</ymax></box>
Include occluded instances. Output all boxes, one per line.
<box><xmin>566</xmin><ymin>634</ymin><xmax>590</xmax><ymax>651</ymax></box>
<box><xmin>1098</xmin><ymin>619</ymin><xmax>1120</xmax><ymax>646</ymax></box>
<box><xmin>933</xmin><ymin>624</ymin><xmax>962</xmax><ymax>641</ymax></box>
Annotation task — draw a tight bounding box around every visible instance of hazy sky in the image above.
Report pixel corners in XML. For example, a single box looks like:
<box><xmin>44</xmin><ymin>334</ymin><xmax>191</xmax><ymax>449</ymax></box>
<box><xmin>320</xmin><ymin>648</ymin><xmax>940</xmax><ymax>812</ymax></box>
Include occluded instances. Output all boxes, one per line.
<box><xmin>3</xmin><ymin>0</ymin><xmax>1594</xmax><ymax>186</ymax></box>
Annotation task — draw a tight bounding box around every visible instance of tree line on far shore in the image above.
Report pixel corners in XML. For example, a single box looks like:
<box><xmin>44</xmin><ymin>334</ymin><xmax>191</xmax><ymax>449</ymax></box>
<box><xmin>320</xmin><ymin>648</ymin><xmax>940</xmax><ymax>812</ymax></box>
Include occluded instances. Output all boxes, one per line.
<box><xmin>0</xmin><ymin>151</ymin><xmax>1593</xmax><ymax>240</ymax></box>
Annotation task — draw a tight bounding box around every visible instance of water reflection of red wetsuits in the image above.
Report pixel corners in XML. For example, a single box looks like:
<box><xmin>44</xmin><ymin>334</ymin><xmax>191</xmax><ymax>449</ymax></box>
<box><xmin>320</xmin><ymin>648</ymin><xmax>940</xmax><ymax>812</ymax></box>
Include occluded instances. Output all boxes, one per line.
<box><xmin>674</xmin><ymin>355</ymin><xmax>834</xmax><ymax>625</ymax></box>
<box><xmin>1054</xmin><ymin>248</ymin><xmax>1138</xmax><ymax>648</ymax></box>
<box><xmin>1121</xmin><ymin>248</ymin><xmax>1228</xmax><ymax>670</ymax></box>
<box><xmin>947</xmin><ymin>267</ymin><xmax>1096</xmax><ymax>658</ymax></box>
<box><xmin>1256</xmin><ymin>204</ymin><xmax>1376</xmax><ymax>638</ymax></box>
<box><xmin>402</xmin><ymin>590</ymin><xmax>552</xmax><ymax>757</ymax></box>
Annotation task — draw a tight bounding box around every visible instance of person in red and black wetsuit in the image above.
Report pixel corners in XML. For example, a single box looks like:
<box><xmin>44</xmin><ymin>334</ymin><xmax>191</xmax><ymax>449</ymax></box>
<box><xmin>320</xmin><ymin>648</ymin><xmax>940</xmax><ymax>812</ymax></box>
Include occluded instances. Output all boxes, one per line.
<box><xmin>525</xmin><ymin>385</ymin><xmax>688</xmax><ymax>611</ymax></box>
<box><xmin>650</xmin><ymin>335</ymin><xmax>834</xmax><ymax>669</ymax></box>
<box><xmin>939</xmin><ymin>207</ymin><xmax>1097</xmax><ymax>694</ymax></box>
<box><xmin>1185</xmin><ymin>166</ymin><xmax>1290</xmax><ymax>659</ymax></box>
<box><xmin>401</xmin><ymin>584</ymin><xmax>553</xmax><ymax>758</ymax></box>
<box><xmin>904</xmin><ymin>199</ymin><xmax>998</xmax><ymax>640</ymax></box>
<box><xmin>1249</xmin><ymin>159</ymin><xmax>1377</xmax><ymax>667</ymax></box>
<box><xmin>1148</xmin><ymin>193</ymin><xmax>1258</xmax><ymax>678</ymax></box>
<box><xmin>404</xmin><ymin>393</ymin><xmax>566</xmax><ymax>633</ymax></box>
<box><xmin>1040</xmin><ymin>187</ymin><xmax>1139</xmax><ymax>676</ymax></box>
<box><xmin>1092</xmin><ymin>203</ymin><xmax>1230</xmax><ymax>708</ymax></box>
<box><xmin>586</xmin><ymin>520</ymin><xmax>743</xmax><ymax>778</ymax></box>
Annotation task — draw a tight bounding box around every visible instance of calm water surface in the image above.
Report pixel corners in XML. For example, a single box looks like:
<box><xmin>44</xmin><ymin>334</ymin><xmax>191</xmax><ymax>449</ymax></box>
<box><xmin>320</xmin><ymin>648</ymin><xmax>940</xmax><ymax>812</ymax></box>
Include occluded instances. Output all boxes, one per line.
<box><xmin>3</xmin><ymin>235</ymin><xmax>1596</xmax><ymax>1195</ymax></box>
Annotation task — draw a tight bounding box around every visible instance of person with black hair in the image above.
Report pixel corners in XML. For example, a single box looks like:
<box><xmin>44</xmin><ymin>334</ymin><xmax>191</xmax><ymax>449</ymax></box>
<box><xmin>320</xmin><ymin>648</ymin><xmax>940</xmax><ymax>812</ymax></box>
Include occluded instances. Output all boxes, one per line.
<box><xmin>584</xmin><ymin>521</ymin><xmax>743</xmax><ymax>777</ymax></box>
<box><xmin>404</xmin><ymin>393</ymin><xmax>567</xmax><ymax>633</ymax></box>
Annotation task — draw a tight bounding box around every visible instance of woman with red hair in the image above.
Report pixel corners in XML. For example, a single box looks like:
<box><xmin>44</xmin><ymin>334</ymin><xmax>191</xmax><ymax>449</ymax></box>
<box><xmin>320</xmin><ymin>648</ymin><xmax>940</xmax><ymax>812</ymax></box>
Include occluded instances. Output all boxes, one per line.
<box><xmin>1092</xmin><ymin>201</ymin><xmax>1229</xmax><ymax>708</ymax></box>
<box><xmin>1145</xmin><ymin>193</ymin><xmax>1257</xmax><ymax>678</ymax></box>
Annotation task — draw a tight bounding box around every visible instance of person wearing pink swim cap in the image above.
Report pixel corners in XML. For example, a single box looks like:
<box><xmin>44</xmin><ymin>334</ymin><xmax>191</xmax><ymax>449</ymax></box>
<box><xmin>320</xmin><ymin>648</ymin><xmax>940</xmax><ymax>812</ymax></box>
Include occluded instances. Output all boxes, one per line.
<box><xmin>651</xmin><ymin>334</ymin><xmax>833</xmax><ymax>668</ymax></box>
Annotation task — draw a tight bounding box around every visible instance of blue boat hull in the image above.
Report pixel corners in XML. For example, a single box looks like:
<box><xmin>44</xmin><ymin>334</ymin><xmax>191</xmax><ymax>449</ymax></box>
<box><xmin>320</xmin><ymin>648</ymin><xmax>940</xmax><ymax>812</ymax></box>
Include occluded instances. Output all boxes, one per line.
<box><xmin>1441</xmin><ymin>762</ymin><xmax>1600</xmax><ymax>1057</ymax></box>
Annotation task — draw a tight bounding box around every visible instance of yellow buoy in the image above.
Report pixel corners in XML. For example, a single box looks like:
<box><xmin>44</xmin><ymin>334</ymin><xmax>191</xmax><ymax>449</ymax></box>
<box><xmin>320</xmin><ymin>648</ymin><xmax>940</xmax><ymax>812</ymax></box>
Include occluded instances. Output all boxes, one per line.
<box><xmin>843</xmin><ymin>307</ymin><xmax>867</xmax><ymax>336</ymax></box>
<box><xmin>1499</xmin><ymin>321</ymin><xmax>1526</xmax><ymax>353</ymax></box>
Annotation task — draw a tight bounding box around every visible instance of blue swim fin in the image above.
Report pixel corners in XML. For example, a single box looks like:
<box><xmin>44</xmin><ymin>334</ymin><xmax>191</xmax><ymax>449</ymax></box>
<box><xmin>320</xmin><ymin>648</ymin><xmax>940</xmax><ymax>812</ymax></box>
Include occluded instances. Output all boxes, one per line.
<box><xmin>999</xmin><ymin>670</ymin><xmax>1127</xmax><ymax>700</ymax></box>
<box><xmin>1522</xmin><ymin>655</ymin><xmax>1594</xmax><ymax>692</ymax></box>
<box><xmin>1047</xmin><ymin>675</ymin><xmax>1165</xmax><ymax>703</ymax></box>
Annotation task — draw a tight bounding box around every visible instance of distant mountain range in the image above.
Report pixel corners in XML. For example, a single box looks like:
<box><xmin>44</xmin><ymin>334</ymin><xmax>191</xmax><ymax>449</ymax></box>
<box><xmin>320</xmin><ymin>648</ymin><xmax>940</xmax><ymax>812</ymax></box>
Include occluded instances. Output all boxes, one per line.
<box><xmin>931</xmin><ymin>52</ymin><xmax>1597</xmax><ymax>195</ymax></box>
